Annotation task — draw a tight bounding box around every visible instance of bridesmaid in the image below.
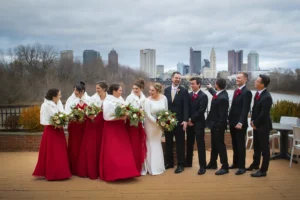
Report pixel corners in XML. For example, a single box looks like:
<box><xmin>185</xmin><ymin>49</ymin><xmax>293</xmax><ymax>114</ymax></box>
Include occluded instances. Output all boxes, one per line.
<box><xmin>32</xmin><ymin>89</ymin><xmax>71</xmax><ymax>180</ymax></box>
<box><xmin>125</xmin><ymin>78</ymin><xmax>147</xmax><ymax>174</ymax></box>
<box><xmin>99</xmin><ymin>83</ymin><xmax>140</xmax><ymax>181</ymax></box>
<box><xmin>65</xmin><ymin>81</ymin><xmax>90</xmax><ymax>175</ymax></box>
<box><xmin>77</xmin><ymin>81</ymin><xmax>108</xmax><ymax>179</ymax></box>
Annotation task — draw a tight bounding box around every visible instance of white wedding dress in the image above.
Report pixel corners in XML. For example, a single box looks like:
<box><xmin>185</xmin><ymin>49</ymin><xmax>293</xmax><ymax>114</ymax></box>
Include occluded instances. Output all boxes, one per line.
<box><xmin>143</xmin><ymin>95</ymin><xmax>168</xmax><ymax>175</ymax></box>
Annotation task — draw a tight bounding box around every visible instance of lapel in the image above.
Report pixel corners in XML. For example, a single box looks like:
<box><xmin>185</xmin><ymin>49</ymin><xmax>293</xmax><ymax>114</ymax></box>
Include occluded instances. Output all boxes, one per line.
<box><xmin>233</xmin><ymin>86</ymin><xmax>245</xmax><ymax>102</ymax></box>
<box><xmin>167</xmin><ymin>86</ymin><xmax>172</xmax><ymax>104</ymax></box>
<box><xmin>172</xmin><ymin>86</ymin><xmax>180</xmax><ymax>103</ymax></box>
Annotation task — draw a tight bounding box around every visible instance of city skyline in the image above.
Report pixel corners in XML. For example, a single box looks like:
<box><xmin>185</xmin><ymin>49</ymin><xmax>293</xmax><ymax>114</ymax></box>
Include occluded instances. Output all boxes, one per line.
<box><xmin>1</xmin><ymin>0</ymin><xmax>299</xmax><ymax>71</ymax></box>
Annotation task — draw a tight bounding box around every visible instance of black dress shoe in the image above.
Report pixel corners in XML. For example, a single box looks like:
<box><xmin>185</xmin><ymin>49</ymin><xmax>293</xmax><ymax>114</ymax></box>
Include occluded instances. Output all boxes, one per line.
<box><xmin>251</xmin><ymin>170</ymin><xmax>267</xmax><ymax>177</ymax></box>
<box><xmin>228</xmin><ymin>164</ymin><xmax>238</xmax><ymax>169</ymax></box>
<box><xmin>245</xmin><ymin>165</ymin><xmax>259</xmax><ymax>171</ymax></box>
<box><xmin>206</xmin><ymin>163</ymin><xmax>218</xmax><ymax>169</ymax></box>
<box><xmin>215</xmin><ymin>168</ymin><xmax>229</xmax><ymax>175</ymax></box>
<box><xmin>198</xmin><ymin>168</ymin><xmax>206</xmax><ymax>175</ymax></box>
<box><xmin>184</xmin><ymin>163</ymin><xmax>192</xmax><ymax>167</ymax></box>
<box><xmin>165</xmin><ymin>164</ymin><xmax>174</xmax><ymax>169</ymax></box>
<box><xmin>235</xmin><ymin>169</ymin><xmax>246</xmax><ymax>175</ymax></box>
<box><xmin>174</xmin><ymin>166</ymin><xmax>184</xmax><ymax>174</ymax></box>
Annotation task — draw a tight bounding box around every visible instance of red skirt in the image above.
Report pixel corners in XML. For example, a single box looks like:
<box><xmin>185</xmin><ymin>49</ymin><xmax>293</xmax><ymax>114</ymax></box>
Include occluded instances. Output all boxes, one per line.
<box><xmin>77</xmin><ymin>113</ymin><xmax>104</xmax><ymax>179</ymax></box>
<box><xmin>127</xmin><ymin>122</ymin><xmax>147</xmax><ymax>173</ymax></box>
<box><xmin>32</xmin><ymin>126</ymin><xmax>71</xmax><ymax>181</ymax></box>
<box><xmin>99</xmin><ymin>120</ymin><xmax>140</xmax><ymax>181</ymax></box>
<box><xmin>68</xmin><ymin>122</ymin><xmax>85</xmax><ymax>175</ymax></box>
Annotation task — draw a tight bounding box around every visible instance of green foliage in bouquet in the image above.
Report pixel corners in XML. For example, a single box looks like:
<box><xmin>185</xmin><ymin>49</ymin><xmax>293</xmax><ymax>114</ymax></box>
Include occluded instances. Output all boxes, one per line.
<box><xmin>115</xmin><ymin>104</ymin><xmax>132</xmax><ymax>118</ymax></box>
<box><xmin>50</xmin><ymin>112</ymin><xmax>69</xmax><ymax>128</ymax></box>
<box><xmin>128</xmin><ymin>107</ymin><xmax>145</xmax><ymax>127</ymax></box>
<box><xmin>68</xmin><ymin>105</ymin><xmax>85</xmax><ymax>123</ymax></box>
<box><xmin>156</xmin><ymin>110</ymin><xmax>178</xmax><ymax>132</ymax></box>
<box><xmin>84</xmin><ymin>103</ymin><xmax>102</xmax><ymax>117</ymax></box>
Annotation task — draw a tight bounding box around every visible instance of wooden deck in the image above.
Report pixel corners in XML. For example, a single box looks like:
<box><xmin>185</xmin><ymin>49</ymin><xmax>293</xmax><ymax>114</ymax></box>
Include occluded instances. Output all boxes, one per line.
<box><xmin>0</xmin><ymin>150</ymin><xmax>299</xmax><ymax>200</ymax></box>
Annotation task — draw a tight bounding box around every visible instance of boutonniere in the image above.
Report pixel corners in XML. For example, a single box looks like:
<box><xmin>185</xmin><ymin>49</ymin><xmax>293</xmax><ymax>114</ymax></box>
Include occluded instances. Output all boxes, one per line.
<box><xmin>212</xmin><ymin>94</ymin><xmax>218</xmax><ymax>100</ymax></box>
<box><xmin>176</xmin><ymin>88</ymin><xmax>180</xmax><ymax>94</ymax></box>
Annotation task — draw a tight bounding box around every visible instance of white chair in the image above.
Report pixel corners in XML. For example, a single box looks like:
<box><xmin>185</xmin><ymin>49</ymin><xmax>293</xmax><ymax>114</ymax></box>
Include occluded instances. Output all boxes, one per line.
<box><xmin>246</xmin><ymin>118</ymin><xmax>254</xmax><ymax>151</ymax></box>
<box><xmin>289</xmin><ymin>126</ymin><xmax>300</xmax><ymax>167</ymax></box>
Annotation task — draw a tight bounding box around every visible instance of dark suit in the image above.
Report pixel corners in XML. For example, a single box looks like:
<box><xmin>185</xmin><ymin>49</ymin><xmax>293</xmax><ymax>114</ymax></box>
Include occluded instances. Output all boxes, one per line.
<box><xmin>164</xmin><ymin>85</ymin><xmax>189</xmax><ymax>166</ymax></box>
<box><xmin>251</xmin><ymin>89</ymin><xmax>273</xmax><ymax>172</ymax></box>
<box><xmin>186</xmin><ymin>90</ymin><xmax>208</xmax><ymax>169</ymax></box>
<box><xmin>228</xmin><ymin>86</ymin><xmax>252</xmax><ymax>169</ymax></box>
<box><xmin>206</xmin><ymin>88</ymin><xmax>229</xmax><ymax>169</ymax></box>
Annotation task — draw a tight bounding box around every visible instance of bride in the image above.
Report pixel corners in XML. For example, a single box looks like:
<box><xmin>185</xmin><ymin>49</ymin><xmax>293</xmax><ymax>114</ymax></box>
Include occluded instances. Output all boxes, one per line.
<box><xmin>144</xmin><ymin>83</ymin><xmax>168</xmax><ymax>175</ymax></box>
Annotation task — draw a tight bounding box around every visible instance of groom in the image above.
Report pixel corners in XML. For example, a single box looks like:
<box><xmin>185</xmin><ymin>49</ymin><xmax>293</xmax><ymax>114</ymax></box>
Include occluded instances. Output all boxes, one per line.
<box><xmin>164</xmin><ymin>71</ymin><xmax>189</xmax><ymax>173</ymax></box>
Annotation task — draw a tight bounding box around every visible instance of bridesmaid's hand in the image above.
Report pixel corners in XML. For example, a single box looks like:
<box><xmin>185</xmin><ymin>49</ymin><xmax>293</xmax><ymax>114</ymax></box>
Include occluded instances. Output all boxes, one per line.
<box><xmin>89</xmin><ymin>115</ymin><xmax>95</xmax><ymax>120</ymax></box>
<box><xmin>119</xmin><ymin>116</ymin><xmax>127</xmax><ymax>120</ymax></box>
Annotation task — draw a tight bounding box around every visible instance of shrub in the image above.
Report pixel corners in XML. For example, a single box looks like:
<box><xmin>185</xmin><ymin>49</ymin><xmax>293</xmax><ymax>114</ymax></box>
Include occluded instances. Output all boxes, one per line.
<box><xmin>4</xmin><ymin>115</ymin><xmax>20</xmax><ymax>130</ymax></box>
<box><xmin>19</xmin><ymin>105</ymin><xmax>44</xmax><ymax>132</ymax></box>
<box><xmin>270</xmin><ymin>100</ymin><xmax>300</xmax><ymax>122</ymax></box>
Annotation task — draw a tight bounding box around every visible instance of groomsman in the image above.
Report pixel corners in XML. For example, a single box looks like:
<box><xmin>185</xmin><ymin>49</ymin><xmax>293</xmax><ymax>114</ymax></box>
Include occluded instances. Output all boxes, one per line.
<box><xmin>164</xmin><ymin>71</ymin><xmax>189</xmax><ymax>173</ymax></box>
<box><xmin>248</xmin><ymin>74</ymin><xmax>273</xmax><ymax>177</ymax></box>
<box><xmin>186</xmin><ymin>77</ymin><xmax>208</xmax><ymax>175</ymax></box>
<box><xmin>206</xmin><ymin>78</ymin><xmax>229</xmax><ymax>175</ymax></box>
<box><xmin>228</xmin><ymin>72</ymin><xmax>252</xmax><ymax>175</ymax></box>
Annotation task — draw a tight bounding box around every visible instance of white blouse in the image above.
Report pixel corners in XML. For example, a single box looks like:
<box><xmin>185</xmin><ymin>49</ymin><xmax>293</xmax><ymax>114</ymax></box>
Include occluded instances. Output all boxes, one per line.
<box><xmin>40</xmin><ymin>99</ymin><xmax>64</xmax><ymax>125</ymax></box>
<box><xmin>89</xmin><ymin>93</ymin><xmax>107</xmax><ymax>107</ymax></box>
<box><xmin>125</xmin><ymin>91</ymin><xmax>146</xmax><ymax>109</ymax></box>
<box><xmin>103</xmin><ymin>94</ymin><xmax>125</xmax><ymax>121</ymax></box>
<box><xmin>65</xmin><ymin>92</ymin><xmax>90</xmax><ymax>114</ymax></box>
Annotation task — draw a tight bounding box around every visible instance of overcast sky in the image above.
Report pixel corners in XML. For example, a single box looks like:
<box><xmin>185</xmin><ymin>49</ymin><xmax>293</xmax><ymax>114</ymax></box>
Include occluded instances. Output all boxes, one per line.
<box><xmin>1</xmin><ymin>0</ymin><xmax>300</xmax><ymax>72</ymax></box>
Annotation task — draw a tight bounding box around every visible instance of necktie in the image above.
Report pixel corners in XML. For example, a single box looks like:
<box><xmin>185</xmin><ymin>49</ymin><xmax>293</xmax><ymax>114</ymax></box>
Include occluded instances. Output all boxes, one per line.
<box><xmin>171</xmin><ymin>88</ymin><xmax>176</xmax><ymax>102</ymax></box>
<box><xmin>255</xmin><ymin>92</ymin><xmax>260</xmax><ymax>100</ymax></box>
<box><xmin>234</xmin><ymin>89</ymin><xmax>241</xmax><ymax>99</ymax></box>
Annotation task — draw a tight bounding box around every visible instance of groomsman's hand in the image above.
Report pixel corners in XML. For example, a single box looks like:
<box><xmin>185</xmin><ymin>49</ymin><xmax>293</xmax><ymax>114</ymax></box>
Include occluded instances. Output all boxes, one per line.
<box><xmin>235</xmin><ymin>123</ymin><xmax>242</xmax><ymax>129</ymax></box>
<box><xmin>206</xmin><ymin>83</ymin><xmax>213</xmax><ymax>89</ymax></box>
<box><xmin>181</xmin><ymin>121</ymin><xmax>187</xmax><ymax>131</ymax></box>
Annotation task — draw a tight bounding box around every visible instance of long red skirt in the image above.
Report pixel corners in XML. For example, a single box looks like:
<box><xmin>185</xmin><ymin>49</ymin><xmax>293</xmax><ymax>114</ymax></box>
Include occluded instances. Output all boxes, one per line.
<box><xmin>68</xmin><ymin>122</ymin><xmax>85</xmax><ymax>175</ymax></box>
<box><xmin>77</xmin><ymin>113</ymin><xmax>104</xmax><ymax>179</ymax></box>
<box><xmin>32</xmin><ymin>126</ymin><xmax>71</xmax><ymax>180</ymax></box>
<box><xmin>99</xmin><ymin>120</ymin><xmax>140</xmax><ymax>182</ymax></box>
<box><xmin>127</xmin><ymin>122</ymin><xmax>147</xmax><ymax>173</ymax></box>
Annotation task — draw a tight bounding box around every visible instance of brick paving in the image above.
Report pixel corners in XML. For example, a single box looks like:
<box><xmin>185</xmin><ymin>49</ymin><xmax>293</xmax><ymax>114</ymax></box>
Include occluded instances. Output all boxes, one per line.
<box><xmin>0</xmin><ymin>150</ymin><xmax>300</xmax><ymax>200</ymax></box>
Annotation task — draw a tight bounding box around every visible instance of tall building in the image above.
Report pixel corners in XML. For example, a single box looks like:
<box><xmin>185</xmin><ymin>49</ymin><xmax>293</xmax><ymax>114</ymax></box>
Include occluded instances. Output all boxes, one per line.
<box><xmin>108</xmin><ymin>49</ymin><xmax>118</xmax><ymax>72</ymax></box>
<box><xmin>183</xmin><ymin>65</ymin><xmax>189</xmax><ymax>75</ymax></box>
<box><xmin>189</xmin><ymin>47</ymin><xmax>202</xmax><ymax>75</ymax></box>
<box><xmin>242</xmin><ymin>63</ymin><xmax>248</xmax><ymax>71</ymax></box>
<box><xmin>60</xmin><ymin>50</ymin><xmax>73</xmax><ymax>62</ymax></box>
<box><xmin>177</xmin><ymin>62</ymin><xmax>185</xmax><ymax>75</ymax></box>
<box><xmin>83</xmin><ymin>50</ymin><xmax>100</xmax><ymax>66</ymax></box>
<box><xmin>228</xmin><ymin>50</ymin><xmax>243</xmax><ymax>75</ymax></box>
<box><xmin>248</xmin><ymin>51</ymin><xmax>259</xmax><ymax>71</ymax></box>
<box><xmin>140</xmin><ymin>49</ymin><xmax>156</xmax><ymax>78</ymax></box>
<box><xmin>210</xmin><ymin>47</ymin><xmax>216</xmax><ymax>78</ymax></box>
<box><xmin>156</xmin><ymin>65</ymin><xmax>164</xmax><ymax>77</ymax></box>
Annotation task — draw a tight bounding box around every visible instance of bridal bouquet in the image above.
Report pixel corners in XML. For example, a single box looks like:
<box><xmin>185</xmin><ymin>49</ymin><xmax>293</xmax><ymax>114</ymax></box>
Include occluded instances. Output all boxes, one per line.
<box><xmin>50</xmin><ymin>112</ymin><xmax>69</xmax><ymax>128</ymax></box>
<box><xmin>156</xmin><ymin>110</ymin><xmax>178</xmax><ymax>132</ymax></box>
<box><xmin>84</xmin><ymin>103</ymin><xmax>102</xmax><ymax>121</ymax></box>
<box><xmin>128</xmin><ymin>107</ymin><xmax>145</xmax><ymax>127</ymax></box>
<box><xmin>68</xmin><ymin>104</ymin><xmax>85</xmax><ymax>123</ymax></box>
<box><xmin>115</xmin><ymin>104</ymin><xmax>132</xmax><ymax>118</ymax></box>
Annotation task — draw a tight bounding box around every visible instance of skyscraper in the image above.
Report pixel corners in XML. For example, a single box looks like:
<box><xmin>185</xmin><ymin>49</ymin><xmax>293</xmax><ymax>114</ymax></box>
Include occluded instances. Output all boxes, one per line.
<box><xmin>156</xmin><ymin>65</ymin><xmax>164</xmax><ymax>77</ymax></box>
<box><xmin>108</xmin><ymin>49</ymin><xmax>118</xmax><ymax>72</ymax></box>
<box><xmin>183</xmin><ymin>65</ymin><xmax>189</xmax><ymax>75</ymax></box>
<box><xmin>210</xmin><ymin>47</ymin><xmax>216</xmax><ymax>78</ymax></box>
<box><xmin>177</xmin><ymin>62</ymin><xmax>185</xmax><ymax>75</ymax></box>
<box><xmin>228</xmin><ymin>50</ymin><xmax>243</xmax><ymax>75</ymax></box>
<box><xmin>60</xmin><ymin>50</ymin><xmax>73</xmax><ymax>62</ymax></box>
<box><xmin>140</xmin><ymin>49</ymin><xmax>156</xmax><ymax>78</ymax></box>
<box><xmin>83</xmin><ymin>50</ymin><xmax>100</xmax><ymax>66</ymax></box>
<box><xmin>189</xmin><ymin>47</ymin><xmax>201</xmax><ymax>75</ymax></box>
<box><xmin>248</xmin><ymin>51</ymin><xmax>259</xmax><ymax>71</ymax></box>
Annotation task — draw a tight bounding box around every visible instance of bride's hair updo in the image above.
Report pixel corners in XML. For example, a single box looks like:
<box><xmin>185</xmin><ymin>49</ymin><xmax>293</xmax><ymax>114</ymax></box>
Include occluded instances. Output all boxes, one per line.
<box><xmin>133</xmin><ymin>78</ymin><xmax>145</xmax><ymax>89</ymax></box>
<box><xmin>153</xmin><ymin>83</ymin><xmax>162</xmax><ymax>94</ymax></box>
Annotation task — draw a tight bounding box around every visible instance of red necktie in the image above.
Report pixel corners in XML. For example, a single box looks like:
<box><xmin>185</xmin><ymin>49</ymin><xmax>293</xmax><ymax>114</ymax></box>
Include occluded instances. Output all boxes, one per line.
<box><xmin>234</xmin><ymin>89</ymin><xmax>241</xmax><ymax>99</ymax></box>
<box><xmin>255</xmin><ymin>92</ymin><xmax>260</xmax><ymax>100</ymax></box>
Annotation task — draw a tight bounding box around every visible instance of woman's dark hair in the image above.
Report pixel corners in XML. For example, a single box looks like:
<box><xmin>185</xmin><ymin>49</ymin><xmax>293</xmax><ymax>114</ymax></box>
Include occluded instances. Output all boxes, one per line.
<box><xmin>108</xmin><ymin>83</ymin><xmax>121</xmax><ymax>95</ymax></box>
<box><xmin>133</xmin><ymin>78</ymin><xmax>145</xmax><ymax>89</ymax></box>
<box><xmin>74</xmin><ymin>81</ymin><xmax>86</xmax><ymax>93</ymax></box>
<box><xmin>96</xmin><ymin>80</ymin><xmax>108</xmax><ymax>92</ymax></box>
<box><xmin>45</xmin><ymin>89</ymin><xmax>60</xmax><ymax>100</ymax></box>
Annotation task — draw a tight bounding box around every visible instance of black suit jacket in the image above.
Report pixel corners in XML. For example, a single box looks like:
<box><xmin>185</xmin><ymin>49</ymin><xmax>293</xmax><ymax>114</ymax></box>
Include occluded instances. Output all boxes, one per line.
<box><xmin>164</xmin><ymin>85</ymin><xmax>189</xmax><ymax>123</ymax></box>
<box><xmin>251</xmin><ymin>89</ymin><xmax>273</xmax><ymax>130</ymax></box>
<box><xmin>189</xmin><ymin>90</ymin><xmax>208</xmax><ymax>128</ymax></box>
<box><xmin>206</xmin><ymin>88</ymin><xmax>229</xmax><ymax>129</ymax></box>
<box><xmin>228</xmin><ymin>86</ymin><xmax>252</xmax><ymax>127</ymax></box>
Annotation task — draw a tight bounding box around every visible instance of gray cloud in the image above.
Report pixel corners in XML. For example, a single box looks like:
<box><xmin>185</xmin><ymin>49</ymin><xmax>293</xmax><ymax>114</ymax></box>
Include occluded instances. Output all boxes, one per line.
<box><xmin>0</xmin><ymin>0</ymin><xmax>300</xmax><ymax>71</ymax></box>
